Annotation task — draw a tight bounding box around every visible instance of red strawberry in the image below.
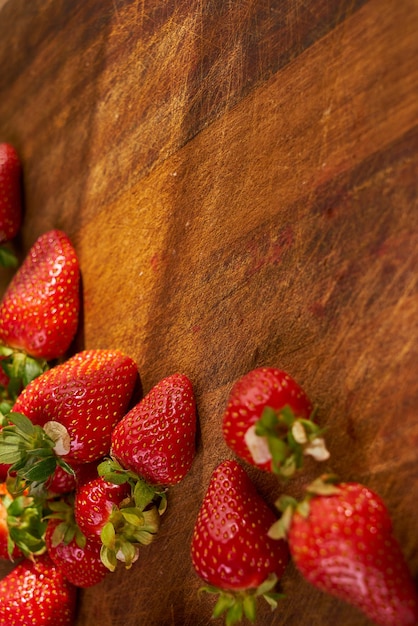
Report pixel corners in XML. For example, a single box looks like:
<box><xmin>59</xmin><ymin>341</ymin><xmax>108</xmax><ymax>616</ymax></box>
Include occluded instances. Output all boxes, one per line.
<box><xmin>0</xmin><ymin>553</ymin><xmax>77</xmax><ymax>625</ymax></box>
<box><xmin>191</xmin><ymin>460</ymin><xmax>289</xmax><ymax>624</ymax></box>
<box><xmin>45</xmin><ymin>516</ymin><xmax>109</xmax><ymax>588</ymax></box>
<box><xmin>0</xmin><ymin>462</ymin><xmax>8</xmax><ymax>482</ymax></box>
<box><xmin>74</xmin><ymin>474</ymin><xmax>161</xmax><ymax>570</ymax></box>
<box><xmin>0</xmin><ymin>229</ymin><xmax>80</xmax><ymax>361</ymax></box>
<box><xmin>110</xmin><ymin>373</ymin><xmax>196</xmax><ymax>486</ymax></box>
<box><xmin>276</xmin><ymin>478</ymin><xmax>418</xmax><ymax>626</ymax></box>
<box><xmin>0</xmin><ymin>349</ymin><xmax>139</xmax><ymax>484</ymax></box>
<box><xmin>0</xmin><ymin>143</ymin><xmax>22</xmax><ymax>245</ymax></box>
<box><xmin>222</xmin><ymin>367</ymin><xmax>327</xmax><ymax>477</ymax></box>
<box><xmin>0</xmin><ymin>482</ymin><xmax>46</xmax><ymax>560</ymax></box>
<box><xmin>74</xmin><ymin>476</ymin><xmax>131</xmax><ymax>540</ymax></box>
<box><xmin>44</xmin><ymin>464</ymin><xmax>77</xmax><ymax>495</ymax></box>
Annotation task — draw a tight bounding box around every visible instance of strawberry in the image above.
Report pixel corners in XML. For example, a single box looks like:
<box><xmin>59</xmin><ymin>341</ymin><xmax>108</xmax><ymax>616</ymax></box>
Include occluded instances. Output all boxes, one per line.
<box><xmin>0</xmin><ymin>349</ymin><xmax>139</xmax><ymax>485</ymax></box>
<box><xmin>0</xmin><ymin>143</ymin><xmax>22</xmax><ymax>248</ymax></box>
<box><xmin>74</xmin><ymin>473</ymin><xmax>161</xmax><ymax>571</ymax></box>
<box><xmin>110</xmin><ymin>373</ymin><xmax>196</xmax><ymax>486</ymax></box>
<box><xmin>0</xmin><ymin>482</ymin><xmax>46</xmax><ymax>560</ymax></box>
<box><xmin>0</xmin><ymin>553</ymin><xmax>77</xmax><ymax>625</ymax></box>
<box><xmin>222</xmin><ymin>367</ymin><xmax>328</xmax><ymax>478</ymax></box>
<box><xmin>44</xmin><ymin>464</ymin><xmax>77</xmax><ymax>495</ymax></box>
<box><xmin>191</xmin><ymin>460</ymin><xmax>289</xmax><ymax>625</ymax></box>
<box><xmin>45</xmin><ymin>515</ymin><xmax>109</xmax><ymax>588</ymax></box>
<box><xmin>0</xmin><ymin>229</ymin><xmax>80</xmax><ymax>361</ymax></box>
<box><xmin>272</xmin><ymin>477</ymin><xmax>418</xmax><ymax>626</ymax></box>
<box><xmin>74</xmin><ymin>476</ymin><xmax>131</xmax><ymax>540</ymax></box>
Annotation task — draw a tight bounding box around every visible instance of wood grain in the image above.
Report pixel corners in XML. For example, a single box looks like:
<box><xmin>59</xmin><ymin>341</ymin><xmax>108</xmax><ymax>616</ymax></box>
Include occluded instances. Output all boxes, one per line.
<box><xmin>0</xmin><ymin>0</ymin><xmax>417</xmax><ymax>624</ymax></box>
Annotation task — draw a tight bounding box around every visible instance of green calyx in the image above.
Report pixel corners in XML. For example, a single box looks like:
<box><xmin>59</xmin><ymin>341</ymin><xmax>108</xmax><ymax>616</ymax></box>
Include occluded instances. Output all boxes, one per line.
<box><xmin>254</xmin><ymin>405</ymin><xmax>329</xmax><ymax>479</ymax></box>
<box><xmin>97</xmin><ymin>458</ymin><xmax>166</xmax><ymax>572</ymax></box>
<box><xmin>0</xmin><ymin>412</ymin><xmax>74</xmax><ymax>487</ymax></box>
<box><xmin>268</xmin><ymin>474</ymin><xmax>342</xmax><ymax>540</ymax></box>
<box><xmin>0</xmin><ymin>246</ymin><xmax>18</xmax><ymax>269</ymax></box>
<box><xmin>100</xmin><ymin>504</ymin><xmax>161</xmax><ymax>571</ymax></box>
<box><xmin>2</xmin><ymin>490</ymin><xmax>47</xmax><ymax>559</ymax></box>
<box><xmin>0</xmin><ymin>346</ymin><xmax>49</xmax><ymax>406</ymax></box>
<box><xmin>44</xmin><ymin>496</ymin><xmax>87</xmax><ymax>551</ymax></box>
<box><xmin>98</xmin><ymin>458</ymin><xmax>168</xmax><ymax>515</ymax></box>
<box><xmin>200</xmin><ymin>574</ymin><xmax>284</xmax><ymax>626</ymax></box>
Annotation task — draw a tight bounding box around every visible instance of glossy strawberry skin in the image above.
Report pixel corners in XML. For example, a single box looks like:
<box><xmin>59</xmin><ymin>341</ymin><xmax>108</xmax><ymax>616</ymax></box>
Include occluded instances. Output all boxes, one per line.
<box><xmin>74</xmin><ymin>476</ymin><xmax>131</xmax><ymax>540</ymax></box>
<box><xmin>45</xmin><ymin>518</ymin><xmax>109</xmax><ymax>588</ymax></box>
<box><xmin>222</xmin><ymin>367</ymin><xmax>313</xmax><ymax>471</ymax></box>
<box><xmin>0</xmin><ymin>229</ymin><xmax>80</xmax><ymax>360</ymax></box>
<box><xmin>191</xmin><ymin>459</ymin><xmax>289</xmax><ymax>591</ymax></box>
<box><xmin>111</xmin><ymin>373</ymin><xmax>196</xmax><ymax>486</ymax></box>
<box><xmin>0</xmin><ymin>553</ymin><xmax>77</xmax><ymax>625</ymax></box>
<box><xmin>0</xmin><ymin>143</ymin><xmax>22</xmax><ymax>243</ymax></box>
<box><xmin>12</xmin><ymin>349</ymin><xmax>139</xmax><ymax>465</ymax></box>
<box><xmin>288</xmin><ymin>482</ymin><xmax>418</xmax><ymax>626</ymax></box>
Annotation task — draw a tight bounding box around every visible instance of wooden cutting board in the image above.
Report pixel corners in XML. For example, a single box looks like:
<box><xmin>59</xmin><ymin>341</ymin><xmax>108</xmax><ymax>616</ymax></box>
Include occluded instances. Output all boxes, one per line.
<box><xmin>1</xmin><ymin>1</ymin><xmax>417</xmax><ymax>624</ymax></box>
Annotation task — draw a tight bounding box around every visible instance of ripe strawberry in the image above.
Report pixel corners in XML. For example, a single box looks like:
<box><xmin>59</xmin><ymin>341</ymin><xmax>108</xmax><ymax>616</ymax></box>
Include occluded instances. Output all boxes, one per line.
<box><xmin>222</xmin><ymin>367</ymin><xmax>327</xmax><ymax>478</ymax></box>
<box><xmin>44</xmin><ymin>464</ymin><xmax>77</xmax><ymax>495</ymax></box>
<box><xmin>45</xmin><ymin>516</ymin><xmax>109</xmax><ymax>588</ymax></box>
<box><xmin>274</xmin><ymin>477</ymin><xmax>418</xmax><ymax>626</ymax></box>
<box><xmin>0</xmin><ymin>482</ymin><xmax>46</xmax><ymax>560</ymax></box>
<box><xmin>0</xmin><ymin>229</ymin><xmax>80</xmax><ymax>361</ymax></box>
<box><xmin>74</xmin><ymin>474</ymin><xmax>161</xmax><ymax>571</ymax></box>
<box><xmin>110</xmin><ymin>373</ymin><xmax>196</xmax><ymax>486</ymax></box>
<box><xmin>0</xmin><ymin>553</ymin><xmax>77</xmax><ymax>625</ymax></box>
<box><xmin>191</xmin><ymin>460</ymin><xmax>289</xmax><ymax>624</ymax></box>
<box><xmin>0</xmin><ymin>349</ymin><xmax>139</xmax><ymax>484</ymax></box>
<box><xmin>0</xmin><ymin>143</ymin><xmax>22</xmax><ymax>246</ymax></box>
<box><xmin>74</xmin><ymin>475</ymin><xmax>131</xmax><ymax>539</ymax></box>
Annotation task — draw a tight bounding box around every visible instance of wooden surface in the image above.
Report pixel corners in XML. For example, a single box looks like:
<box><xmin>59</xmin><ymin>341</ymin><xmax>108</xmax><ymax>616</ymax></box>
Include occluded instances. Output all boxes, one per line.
<box><xmin>1</xmin><ymin>0</ymin><xmax>418</xmax><ymax>624</ymax></box>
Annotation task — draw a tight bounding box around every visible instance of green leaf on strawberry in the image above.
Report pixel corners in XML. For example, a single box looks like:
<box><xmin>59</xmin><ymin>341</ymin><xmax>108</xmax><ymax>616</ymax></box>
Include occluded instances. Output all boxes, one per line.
<box><xmin>98</xmin><ymin>457</ymin><xmax>168</xmax><ymax>514</ymax></box>
<box><xmin>202</xmin><ymin>574</ymin><xmax>285</xmax><ymax>626</ymax></box>
<box><xmin>0</xmin><ymin>411</ymin><xmax>73</xmax><ymax>486</ymax></box>
<box><xmin>253</xmin><ymin>404</ymin><xmax>329</xmax><ymax>478</ymax></box>
<box><xmin>0</xmin><ymin>246</ymin><xmax>18</xmax><ymax>268</ymax></box>
<box><xmin>75</xmin><ymin>472</ymin><xmax>162</xmax><ymax>571</ymax></box>
<box><xmin>222</xmin><ymin>367</ymin><xmax>328</xmax><ymax>477</ymax></box>
<box><xmin>0</xmin><ymin>483</ymin><xmax>47</xmax><ymax>560</ymax></box>
<box><xmin>0</xmin><ymin>346</ymin><xmax>49</xmax><ymax>403</ymax></box>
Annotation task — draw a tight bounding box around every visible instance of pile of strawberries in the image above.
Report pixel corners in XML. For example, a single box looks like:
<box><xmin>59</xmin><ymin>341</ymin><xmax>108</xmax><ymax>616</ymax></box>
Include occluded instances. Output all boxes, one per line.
<box><xmin>0</xmin><ymin>141</ymin><xmax>417</xmax><ymax>626</ymax></box>
<box><xmin>0</xmin><ymin>144</ymin><xmax>198</xmax><ymax>624</ymax></box>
